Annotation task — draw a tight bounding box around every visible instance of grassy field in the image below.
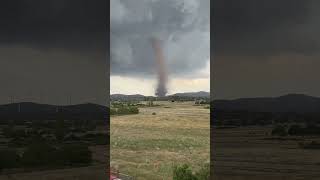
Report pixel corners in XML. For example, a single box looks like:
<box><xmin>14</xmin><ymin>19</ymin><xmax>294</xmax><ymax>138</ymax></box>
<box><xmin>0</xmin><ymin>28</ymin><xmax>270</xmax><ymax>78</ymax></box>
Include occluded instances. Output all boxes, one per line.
<box><xmin>212</xmin><ymin>126</ymin><xmax>320</xmax><ymax>180</ymax></box>
<box><xmin>0</xmin><ymin>125</ymin><xmax>108</xmax><ymax>180</ymax></box>
<box><xmin>0</xmin><ymin>165</ymin><xmax>107</xmax><ymax>180</ymax></box>
<box><xmin>0</xmin><ymin>144</ymin><xmax>108</xmax><ymax>180</ymax></box>
<box><xmin>110</xmin><ymin>101</ymin><xmax>210</xmax><ymax>180</ymax></box>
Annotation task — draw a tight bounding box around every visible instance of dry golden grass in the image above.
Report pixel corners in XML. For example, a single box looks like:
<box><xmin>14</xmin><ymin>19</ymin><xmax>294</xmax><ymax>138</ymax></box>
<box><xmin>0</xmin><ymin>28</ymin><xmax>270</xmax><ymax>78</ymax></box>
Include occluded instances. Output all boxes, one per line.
<box><xmin>110</xmin><ymin>101</ymin><xmax>210</xmax><ymax>180</ymax></box>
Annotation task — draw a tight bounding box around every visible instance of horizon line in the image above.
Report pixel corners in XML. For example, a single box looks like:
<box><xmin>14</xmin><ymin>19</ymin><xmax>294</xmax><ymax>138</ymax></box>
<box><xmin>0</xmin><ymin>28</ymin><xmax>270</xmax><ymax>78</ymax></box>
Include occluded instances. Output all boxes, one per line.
<box><xmin>110</xmin><ymin>91</ymin><xmax>210</xmax><ymax>96</ymax></box>
<box><xmin>214</xmin><ymin>93</ymin><xmax>319</xmax><ymax>101</ymax></box>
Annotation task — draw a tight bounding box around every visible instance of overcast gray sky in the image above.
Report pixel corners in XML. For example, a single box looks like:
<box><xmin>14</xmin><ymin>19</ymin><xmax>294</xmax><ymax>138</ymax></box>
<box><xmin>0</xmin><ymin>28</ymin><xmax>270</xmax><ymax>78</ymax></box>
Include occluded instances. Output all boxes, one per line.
<box><xmin>213</xmin><ymin>0</ymin><xmax>320</xmax><ymax>99</ymax></box>
<box><xmin>0</xmin><ymin>0</ymin><xmax>108</xmax><ymax>105</ymax></box>
<box><xmin>110</xmin><ymin>0</ymin><xmax>210</xmax><ymax>95</ymax></box>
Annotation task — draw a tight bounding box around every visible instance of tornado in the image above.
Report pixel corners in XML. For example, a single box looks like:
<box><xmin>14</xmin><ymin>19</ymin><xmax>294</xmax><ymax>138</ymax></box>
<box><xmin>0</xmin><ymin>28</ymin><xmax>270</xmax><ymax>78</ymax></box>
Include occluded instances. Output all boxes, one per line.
<box><xmin>151</xmin><ymin>37</ymin><xmax>168</xmax><ymax>97</ymax></box>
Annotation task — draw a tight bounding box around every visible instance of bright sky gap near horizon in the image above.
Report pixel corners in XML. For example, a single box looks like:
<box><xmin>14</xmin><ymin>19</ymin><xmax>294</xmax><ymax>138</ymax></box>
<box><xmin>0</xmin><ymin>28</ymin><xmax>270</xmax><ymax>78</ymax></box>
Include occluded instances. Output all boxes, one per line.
<box><xmin>110</xmin><ymin>60</ymin><xmax>210</xmax><ymax>95</ymax></box>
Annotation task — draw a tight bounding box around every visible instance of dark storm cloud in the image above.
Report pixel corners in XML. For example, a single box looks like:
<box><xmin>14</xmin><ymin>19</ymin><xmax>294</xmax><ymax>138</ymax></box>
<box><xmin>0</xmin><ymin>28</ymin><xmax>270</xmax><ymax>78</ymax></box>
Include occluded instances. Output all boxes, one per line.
<box><xmin>110</xmin><ymin>0</ymin><xmax>210</xmax><ymax>77</ymax></box>
<box><xmin>213</xmin><ymin>0</ymin><xmax>320</xmax><ymax>57</ymax></box>
<box><xmin>0</xmin><ymin>0</ymin><xmax>108</xmax><ymax>105</ymax></box>
<box><xmin>213</xmin><ymin>0</ymin><xmax>320</xmax><ymax>99</ymax></box>
<box><xmin>0</xmin><ymin>0</ymin><xmax>107</xmax><ymax>51</ymax></box>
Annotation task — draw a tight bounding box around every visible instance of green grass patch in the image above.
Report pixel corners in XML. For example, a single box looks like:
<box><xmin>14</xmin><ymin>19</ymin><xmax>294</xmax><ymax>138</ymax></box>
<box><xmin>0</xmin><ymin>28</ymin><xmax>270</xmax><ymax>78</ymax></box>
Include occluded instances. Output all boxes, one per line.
<box><xmin>112</xmin><ymin>138</ymin><xmax>205</xmax><ymax>150</ymax></box>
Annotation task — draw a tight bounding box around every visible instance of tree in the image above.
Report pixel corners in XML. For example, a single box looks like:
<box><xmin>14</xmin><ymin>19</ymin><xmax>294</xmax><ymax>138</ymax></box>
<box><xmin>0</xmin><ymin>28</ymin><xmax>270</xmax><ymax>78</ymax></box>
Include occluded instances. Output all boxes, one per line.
<box><xmin>271</xmin><ymin>125</ymin><xmax>288</xmax><ymax>136</ymax></box>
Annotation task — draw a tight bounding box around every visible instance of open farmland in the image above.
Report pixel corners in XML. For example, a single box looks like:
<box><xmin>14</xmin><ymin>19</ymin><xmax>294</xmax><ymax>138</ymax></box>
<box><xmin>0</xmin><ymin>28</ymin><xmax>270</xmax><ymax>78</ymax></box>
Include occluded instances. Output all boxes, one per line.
<box><xmin>110</xmin><ymin>101</ymin><xmax>210</xmax><ymax>180</ymax></box>
<box><xmin>0</xmin><ymin>144</ymin><xmax>108</xmax><ymax>180</ymax></box>
<box><xmin>212</xmin><ymin>126</ymin><xmax>320</xmax><ymax>180</ymax></box>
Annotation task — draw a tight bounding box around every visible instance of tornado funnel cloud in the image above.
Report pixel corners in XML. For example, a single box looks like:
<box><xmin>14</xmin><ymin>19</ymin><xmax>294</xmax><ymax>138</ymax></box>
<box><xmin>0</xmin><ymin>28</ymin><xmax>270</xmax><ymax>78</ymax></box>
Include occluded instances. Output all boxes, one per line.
<box><xmin>151</xmin><ymin>38</ymin><xmax>168</xmax><ymax>97</ymax></box>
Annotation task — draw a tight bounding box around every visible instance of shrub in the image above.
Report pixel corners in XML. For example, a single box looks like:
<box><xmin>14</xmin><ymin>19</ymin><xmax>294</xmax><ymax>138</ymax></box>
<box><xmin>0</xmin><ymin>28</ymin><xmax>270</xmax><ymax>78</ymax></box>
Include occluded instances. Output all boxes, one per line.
<box><xmin>173</xmin><ymin>164</ymin><xmax>210</xmax><ymax>180</ymax></box>
<box><xmin>288</xmin><ymin>124</ymin><xmax>303</xmax><ymax>135</ymax></box>
<box><xmin>111</xmin><ymin>106</ymin><xmax>139</xmax><ymax>115</ymax></box>
<box><xmin>9</xmin><ymin>137</ymin><xmax>28</xmax><ymax>147</ymax></box>
<box><xmin>173</xmin><ymin>164</ymin><xmax>197</xmax><ymax>180</ymax></box>
<box><xmin>59</xmin><ymin>144</ymin><xmax>92</xmax><ymax>166</ymax></box>
<box><xmin>0</xmin><ymin>149</ymin><xmax>20</xmax><ymax>170</ymax></box>
<box><xmin>288</xmin><ymin>124</ymin><xmax>320</xmax><ymax>136</ymax></box>
<box><xmin>21</xmin><ymin>142</ymin><xmax>58</xmax><ymax>167</ymax></box>
<box><xmin>2</xmin><ymin>126</ymin><xmax>14</xmax><ymax>138</ymax></box>
<box><xmin>128</xmin><ymin>106</ymin><xmax>139</xmax><ymax>114</ymax></box>
<box><xmin>271</xmin><ymin>125</ymin><xmax>288</xmax><ymax>136</ymax></box>
<box><xmin>110</xmin><ymin>108</ymin><xmax>117</xmax><ymax>115</ymax></box>
<box><xmin>21</xmin><ymin>141</ymin><xmax>93</xmax><ymax>167</ymax></box>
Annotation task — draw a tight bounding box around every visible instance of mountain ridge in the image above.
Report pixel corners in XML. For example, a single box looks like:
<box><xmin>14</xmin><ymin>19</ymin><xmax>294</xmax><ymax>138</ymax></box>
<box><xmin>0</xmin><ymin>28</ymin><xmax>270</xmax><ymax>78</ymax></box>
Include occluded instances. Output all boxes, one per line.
<box><xmin>0</xmin><ymin>102</ymin><xmax>108</xmax><ymax>113</ymax></box>
<box><xmin>110</xmin><ymin>91</ymin><xmax>210</xmax><ymax>101</ymax></box>
<box><xmin>213</xmin><ymin>94</ymin><xmax>320</xmax><ymax>113</ymax></box>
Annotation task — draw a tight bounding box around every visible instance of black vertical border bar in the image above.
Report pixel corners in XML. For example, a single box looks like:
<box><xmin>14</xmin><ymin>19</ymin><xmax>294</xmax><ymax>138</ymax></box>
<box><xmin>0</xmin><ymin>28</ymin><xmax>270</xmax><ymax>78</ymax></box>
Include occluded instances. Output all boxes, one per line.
<box><xmin>106</xmin><ymin>0</ymin><xmax>111</xmax><ymax>176</ymax></box>
<box><xmin>210</xmin><ymin>0</ymin><xmax>214</xmax><ymax>179</ymax></box>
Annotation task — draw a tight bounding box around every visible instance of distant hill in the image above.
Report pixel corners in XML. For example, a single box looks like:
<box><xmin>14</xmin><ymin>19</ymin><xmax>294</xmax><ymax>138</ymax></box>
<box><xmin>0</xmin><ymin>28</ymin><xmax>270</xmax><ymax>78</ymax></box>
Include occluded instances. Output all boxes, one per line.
<box><xmin>0</xmin><ymin>102</ymin><xmax>108</xmax><ymax>120</ymax></box>
<box><xmin>171</xmin><ymin>91</ymin><xmax>210</xmax><ymax>98</ymax></box>
<box><xmin>213</xmin><ymin>94</ymin><xmax>320</xmax><ymax>113</ymax></box>
<box><xmin>110</xmin><ymin>91</ymin><xmax>210</xmax><ymax>101</ymax></box>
